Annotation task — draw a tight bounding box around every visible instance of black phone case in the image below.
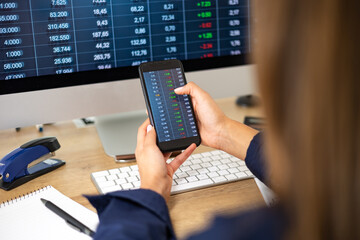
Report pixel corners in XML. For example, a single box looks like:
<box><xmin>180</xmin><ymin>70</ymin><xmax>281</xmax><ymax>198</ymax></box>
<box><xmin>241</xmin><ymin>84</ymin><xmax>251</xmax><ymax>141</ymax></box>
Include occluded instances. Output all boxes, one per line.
<box><xmin>138</xmin><ymin>60</ymin><xmax>201</xmax><ymax>152</ymax></box>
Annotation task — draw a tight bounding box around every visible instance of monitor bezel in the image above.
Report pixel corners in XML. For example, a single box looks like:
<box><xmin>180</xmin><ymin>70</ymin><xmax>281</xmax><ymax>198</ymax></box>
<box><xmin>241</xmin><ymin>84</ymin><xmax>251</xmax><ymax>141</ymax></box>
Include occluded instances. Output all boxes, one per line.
<box><xmin>0</xmin><ymin>54</ymin><xmax>249</xmax><ymax>95</ymax></box>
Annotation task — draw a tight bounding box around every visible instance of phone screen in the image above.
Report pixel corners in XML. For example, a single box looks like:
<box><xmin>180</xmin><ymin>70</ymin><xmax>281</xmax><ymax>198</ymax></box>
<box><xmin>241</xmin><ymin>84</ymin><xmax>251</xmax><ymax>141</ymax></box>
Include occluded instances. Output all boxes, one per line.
<box><xmin>143</xmin><ymin>68</ymin><xmax>199</xmax><ymax>143</ymax></box>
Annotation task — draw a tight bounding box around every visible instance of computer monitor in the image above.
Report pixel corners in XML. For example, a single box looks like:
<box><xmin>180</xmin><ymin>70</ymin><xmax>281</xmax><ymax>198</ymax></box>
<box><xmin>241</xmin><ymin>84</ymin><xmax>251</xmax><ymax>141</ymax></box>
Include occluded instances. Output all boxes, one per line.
<box><xmin>0</xmin><ymin>1</ymin><xmax>255</xmax><ymax>158</ymax></box>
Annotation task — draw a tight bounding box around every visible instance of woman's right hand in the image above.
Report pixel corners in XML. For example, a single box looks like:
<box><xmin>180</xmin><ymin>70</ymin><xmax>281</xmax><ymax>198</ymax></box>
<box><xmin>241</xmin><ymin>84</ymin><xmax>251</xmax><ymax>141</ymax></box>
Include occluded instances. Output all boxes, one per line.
<box><xmin>174</xmin><ymin>82</ymin><xmax>229</xmax><ymax>150</ymax></box>
<box><xmin>175</xmin><ymin>82</ymin><xmax>259</xmax><ymax>160</ymax></box>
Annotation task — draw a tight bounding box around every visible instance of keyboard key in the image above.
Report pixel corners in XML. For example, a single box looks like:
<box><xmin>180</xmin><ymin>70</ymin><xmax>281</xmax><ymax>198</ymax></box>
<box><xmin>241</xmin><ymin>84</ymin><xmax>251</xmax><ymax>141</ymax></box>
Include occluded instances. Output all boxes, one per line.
<box><xmin>187</xmin><ymin>170</ymin><xmax>198</xmax><ymax>176</ymax></box>
<box><xmin>228</xmin><ymin>162</ymin><xmax>239</xmax><ymax>168</ymax></box>
<box><xmin>201</xmin><ymin>157</ymin><xmax>212</xmax><ymax>162</ymax></box>
<box><xmin>197</xmin><ymin>168</ymin><xmax>209</xmax><ymax>174</ymax></box>
<box><xmin>225</xmin><ymin>174</ymin><xmax>237</xmax><ymax>181</ymax></box>
<box><xmin>191</xmin><ymin>159</ymin><xmax>202</xmax><ymax>164</ymax></box>
<box><xmin>186</xmin><ymin>176</ymin><xmax>198</xmax><ymax>182</ymax></box>
<box><xmin>228</xmin><ymin>168</ymin><xmax>239</xmax><ymax>174</ymax></box>
<box><xmin>235</xmin><ymin>172</ymin><xmax>247</xmax><ymax>179</ymax></box>
<box><xmin>94</xmin><ymin>176</ymin><xmax>106</xmax><ymax>182</ymax></box>
<box><xmin>182</xmin><ymin>160</ymin><xmax>191</xmax><ymax>166</ymax></box>
<box><xmin>201</xmin><ymin>152</ymin><xmax>212</xmax><ymax>157</ymax></box>
<box><xmin>197</xmin><ymin>174</ymin><xmax>209</xmax><ymax>180</ymax></box>
<box><xmin>218</xmin><ymin>170</ymin><xmax>229</xmax><ymax>176</ymax></box>
<box><xmin>245</xmin><ymin>170</ymin><xmax>253</xmax><ymax>176</ymax></box>
<box><xmin>98</xmin><ymin>180</ymin><xmax>115</xmax><ymax>188</ymax></box>
<box><xmin>127</xmin><ymin>176</ymin><xmax>138</xmax><ymax>183</ymax></box>
<box><xmin>201</xmin><ymin>162</ymin><xmax>212</xmax><ymax>168</ymax></box>
<box><xmin>92</xmin><ymin>170</ymin><xmax>109</xmax><ymax>178</ymax></box>
<box><xmin>102</xmin><ymin>185</ymin><xmax>121</xmax><ymax>194</ymax></box>
<box><xmin>129</xmin><ymin>171</ymin><xmax>139</xmax><ymax>177</ymax></box>
<box><xmin>211</xmin><ymin>160</ymin><xmax>221</xmax><ymax>166</ymax></box>
<box><xmin>208</xmin><ymin>166</ymin><xmax>219</xmax><ymax>172</ymax></box>
<box><xmin>122</xmin><ymin>183</ymin><xmax>134</xmax><ymax>190</ymax></box>
<box><xmin>180</xmin><ymin>166</ymin><xmax>191</xmax><ymax>172</ymax></box>
<box><xmin>133</xmin><ymin>181</ymin><xmax>141</xmax><ymax>188</ymax></box>
<box><xmin>191</xmin><ymin>164</ymin><xmax>201</xmax><ymax>170</ymax></box>
<box><xmin>130</xmin><ymin>165</ymin><xmax>138</xmax><ymax>171</ymax></box>
<box><xmin>176</xmin><ymin>172</ymin><xmax>188</xmax><ymax>179</ymax></box>
<box><xmin>220</xmin><ymin>158</ymin><xmax>231</xmax><ymax>164</ymax></box>
<box><xmin>211</xmin><ymin>150</ymin><xmax>222</xmax><ymax>155</ymax></box>
<box><xmin>186</xmin><ymin>160</ymin><xmax>195</xmax><ymax>165</ymax></box>
<box><xmin>117</xmin><ymin>172</ymin><xmax>129</xmax><ymax>179</ymax></box>
<box><xmin>106</xmin><ymin>174</ymin><xmax>118</xmax><ymax>181</ymax></box>
<box><xmin>220</xmin><ymin>153</ymin><xmax>231</xmax><ymax>158</ymax></box>
<box><xmin>207</xmin><ymin>172</ymin><xmax>219</xmax><ymax>178</ymax></box>
<box><xmin>211</xmin><ymin>156</ymin><xmax>221</xmax><ymax>161</ymax></box>
<box><xmin>115</xmin><ymin>178</ymin><xmax>127</xmax><ymax>185</ymax></box>
<box><xmin>213</xmin><ymin>176</ymin><xmax>227</xmax><ymax>183</ymax></box>
<box><xmin>192</xmin><ymin>154</ymin><xmax>202</xmax><ymax>159</ymax></box>
<box><xmin>175</xmin><ymin>178</ymin><xmax>188</xmax><ymax>185</ymax></box>
<box><xmin>238</xmin><ymin>166</ymin><xmax>248</xmax><ymax>172</ymax></box>
<box><xmin>218</xmin><ymin>164</ymin><xmax>229</xmax><ymax>170</ymax></box>
<box><xmin>230</xmin><ymin>156</ymin><xmax>241</xmax><ymax>162</ymax></box>
<box><xmin>171</xmin><ymin>179</ymin><xmax>214</xmax><ymax>193</ymax></box>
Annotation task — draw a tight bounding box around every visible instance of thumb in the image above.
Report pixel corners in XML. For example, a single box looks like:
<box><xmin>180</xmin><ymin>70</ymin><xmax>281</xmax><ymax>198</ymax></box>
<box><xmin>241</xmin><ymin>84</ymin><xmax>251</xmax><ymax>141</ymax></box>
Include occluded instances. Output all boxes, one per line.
<box><xmin>174</xmin><ymin>82</ymin><xmax>197</xmax><ymax>96</ymax></box>
<box><xmin>144</xmin><ymin>125</ymin><xmax>157</xmax><ymax>146</ymax></box>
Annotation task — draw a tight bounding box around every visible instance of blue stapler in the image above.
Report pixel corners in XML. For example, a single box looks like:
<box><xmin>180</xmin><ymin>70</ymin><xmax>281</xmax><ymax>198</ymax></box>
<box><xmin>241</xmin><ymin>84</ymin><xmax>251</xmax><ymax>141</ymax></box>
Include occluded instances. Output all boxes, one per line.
<box><xmin>0</xmin><ymin>137</ymin><xmax>65</xmax><ymax>191</ymax></box>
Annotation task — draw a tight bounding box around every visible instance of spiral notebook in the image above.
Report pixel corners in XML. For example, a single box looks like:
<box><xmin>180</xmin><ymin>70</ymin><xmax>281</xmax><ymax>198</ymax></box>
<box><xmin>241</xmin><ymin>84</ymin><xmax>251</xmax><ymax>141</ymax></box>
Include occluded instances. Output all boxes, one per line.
<box><xmin>0</xmin><ymin>186</ymin><xmax>99</xmax><ymax>240</ymax></box>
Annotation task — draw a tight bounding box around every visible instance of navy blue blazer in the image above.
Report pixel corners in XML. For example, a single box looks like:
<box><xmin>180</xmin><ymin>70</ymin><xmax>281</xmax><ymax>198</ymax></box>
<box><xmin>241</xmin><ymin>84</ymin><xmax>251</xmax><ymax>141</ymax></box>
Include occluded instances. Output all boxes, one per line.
<box><xmin>87</xmin><ymin>133</ymin><xmax>285</xmax><ymax>240</ymax></box>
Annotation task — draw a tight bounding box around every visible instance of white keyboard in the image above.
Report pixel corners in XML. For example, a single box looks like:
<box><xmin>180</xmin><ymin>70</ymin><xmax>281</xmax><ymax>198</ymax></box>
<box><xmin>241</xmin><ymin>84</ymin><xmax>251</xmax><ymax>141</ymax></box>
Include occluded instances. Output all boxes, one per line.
<box><xmin>91</xmin><ymin>150</ymin><xmax>254</xmax><ymax>195</ymax></box>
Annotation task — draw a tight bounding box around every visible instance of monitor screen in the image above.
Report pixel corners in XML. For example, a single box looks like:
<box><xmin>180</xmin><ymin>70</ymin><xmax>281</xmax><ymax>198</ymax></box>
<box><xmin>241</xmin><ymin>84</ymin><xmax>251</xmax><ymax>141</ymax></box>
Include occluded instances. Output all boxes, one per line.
<box><xmin>0</xmin><ymin>0</ymin><xmax>251</xmax><ymax>94</ymax></box>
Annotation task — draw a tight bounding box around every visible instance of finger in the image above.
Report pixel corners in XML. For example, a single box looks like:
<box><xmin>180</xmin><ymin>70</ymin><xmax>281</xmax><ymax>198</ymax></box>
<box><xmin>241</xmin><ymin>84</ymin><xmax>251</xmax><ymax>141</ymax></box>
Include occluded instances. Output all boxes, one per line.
<box><xmin>168</xmin><ymin>143</ymin><xmax>197</xmax><ymax>173</ymax></box>
<box><xmin>137</xmin><ymin>118</ymin><xmax>150</xmax><ymax>147</ymax></box>
<box><xmin>144</xmin><ymin>125</ymin><xmax>157</xmax><ymax>147</ymax></box>
<box><xmin>174</xmin><ymin>82</ymin><xmax>199</xmax><ymax>96</ymax></box>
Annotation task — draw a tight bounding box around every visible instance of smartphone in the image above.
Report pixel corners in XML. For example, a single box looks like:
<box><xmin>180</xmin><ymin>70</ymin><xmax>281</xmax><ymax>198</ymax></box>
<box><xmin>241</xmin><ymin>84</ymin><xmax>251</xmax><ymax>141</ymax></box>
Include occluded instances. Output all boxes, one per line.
<box><xmin>139</xmin><ymin>60</ymin><xmax>201</xmax><ymax>152</ymax></box>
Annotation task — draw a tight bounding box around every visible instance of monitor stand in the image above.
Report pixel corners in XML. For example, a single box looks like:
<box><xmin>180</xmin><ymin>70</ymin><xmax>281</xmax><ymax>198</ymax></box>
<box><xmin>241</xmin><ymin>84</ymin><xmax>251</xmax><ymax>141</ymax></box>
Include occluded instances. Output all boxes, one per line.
<box><xmin>95</xmin><ymin>110</ymin><xmax>147</xmax><ymax>162</ymax></box>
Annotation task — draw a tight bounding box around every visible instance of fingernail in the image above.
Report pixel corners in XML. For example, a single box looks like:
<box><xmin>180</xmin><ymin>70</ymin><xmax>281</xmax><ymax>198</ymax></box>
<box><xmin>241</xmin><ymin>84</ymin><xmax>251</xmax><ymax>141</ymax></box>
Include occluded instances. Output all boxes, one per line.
<box><xmin>174</xmin><ymin>87</ymin><xmax>183</xmax><ymax>93</ymax></box>
<box><xmin>147</xmin><ymin>125</ymin><xmax>153</xmax><ymax>133</ymax></box>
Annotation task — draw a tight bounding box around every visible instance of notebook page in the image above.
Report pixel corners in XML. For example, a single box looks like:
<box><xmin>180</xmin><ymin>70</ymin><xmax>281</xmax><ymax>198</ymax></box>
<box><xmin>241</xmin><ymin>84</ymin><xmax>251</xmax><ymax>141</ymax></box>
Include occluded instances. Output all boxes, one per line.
<box><xmin>254</xmin><ymin>178</ymin><xmax>278</xmax><ymax>207</ymax></box>
<box><xmin>0</xmin><ymin>186</ymin><xmax>99</xmax><ymax>240</ymax></box>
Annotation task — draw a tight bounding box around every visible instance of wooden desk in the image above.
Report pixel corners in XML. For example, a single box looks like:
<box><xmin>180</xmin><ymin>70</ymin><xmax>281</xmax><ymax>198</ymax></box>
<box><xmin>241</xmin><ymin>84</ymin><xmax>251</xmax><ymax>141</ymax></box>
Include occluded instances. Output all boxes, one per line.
<box><xmin>0</xmin><ymin>97</ymin><xmax>265</xmax><ymax>239</ymax></box>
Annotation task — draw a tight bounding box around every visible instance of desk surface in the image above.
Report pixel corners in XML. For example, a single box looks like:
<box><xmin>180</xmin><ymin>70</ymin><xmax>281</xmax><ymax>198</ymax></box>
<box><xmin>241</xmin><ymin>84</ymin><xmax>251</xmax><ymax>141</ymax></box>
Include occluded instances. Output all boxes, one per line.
<box><xmin>0</xmin><ymin>97</ymin><xmax>265</xmax><ymax>239</ymax></box>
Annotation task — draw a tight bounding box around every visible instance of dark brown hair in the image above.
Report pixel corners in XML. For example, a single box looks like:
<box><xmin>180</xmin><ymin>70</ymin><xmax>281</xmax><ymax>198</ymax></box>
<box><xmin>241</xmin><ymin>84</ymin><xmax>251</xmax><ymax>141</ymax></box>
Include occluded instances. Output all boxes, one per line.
<box><xmin>254</xmin><ymin>0</ymin><xmax>360</xmax><ymax>239</ymax></box>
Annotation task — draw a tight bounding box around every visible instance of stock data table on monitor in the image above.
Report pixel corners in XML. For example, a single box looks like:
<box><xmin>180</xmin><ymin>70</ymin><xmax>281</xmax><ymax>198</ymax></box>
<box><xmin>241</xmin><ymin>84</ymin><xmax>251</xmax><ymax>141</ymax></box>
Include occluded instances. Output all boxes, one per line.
<box><xmin>0</xmin><ymin>0</ymin><xmax>250</xmax><ymax>81</ymax></box>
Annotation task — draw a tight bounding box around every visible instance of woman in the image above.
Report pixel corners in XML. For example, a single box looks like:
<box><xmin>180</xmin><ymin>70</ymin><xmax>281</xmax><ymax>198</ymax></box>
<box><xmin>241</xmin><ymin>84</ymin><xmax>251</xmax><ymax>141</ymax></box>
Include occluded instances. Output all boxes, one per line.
<box><xmin>87</xmin><ymin>0</ymin><xmax>360</xmax><ymax>239</ymax></box>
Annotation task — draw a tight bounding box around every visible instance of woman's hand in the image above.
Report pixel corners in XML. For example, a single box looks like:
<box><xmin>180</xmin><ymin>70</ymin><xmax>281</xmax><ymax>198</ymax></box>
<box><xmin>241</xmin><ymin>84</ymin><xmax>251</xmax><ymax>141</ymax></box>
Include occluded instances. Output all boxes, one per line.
<box><xmin>175</xmin><ymin>82</ymin><xmax>258</xmax><ymax>160</ymax></box>
<box><xmin>174</xmin><ymin>82</ymin><xmax>229</xmax><ymax>150</ymax></box>
<box><xmin>135</xmin><ymin>119</ymin><xmax>197</xmax><ymax>200</ymax></box>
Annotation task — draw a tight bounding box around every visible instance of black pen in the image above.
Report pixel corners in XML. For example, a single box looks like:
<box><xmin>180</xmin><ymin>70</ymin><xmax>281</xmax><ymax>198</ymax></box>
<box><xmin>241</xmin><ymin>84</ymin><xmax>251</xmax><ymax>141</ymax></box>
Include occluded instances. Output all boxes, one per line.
<box><xmin>41</xmin><ymin>198</ymin><xmax>95</xmax><ymax>237</ymax></box>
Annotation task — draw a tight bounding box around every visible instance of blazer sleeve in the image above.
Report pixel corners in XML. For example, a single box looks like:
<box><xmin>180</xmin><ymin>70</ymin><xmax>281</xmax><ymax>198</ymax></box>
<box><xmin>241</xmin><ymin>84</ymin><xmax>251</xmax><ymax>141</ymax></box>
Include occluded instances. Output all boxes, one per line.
<box><xmin>86</xmin><ymin>189</ymin><xmax>176</xmax><ymax>240</ymax></box>
<box><xmin>244</xmin><ymin>132</ymin><xmax>267</xmax><ymax>183</ymax></box>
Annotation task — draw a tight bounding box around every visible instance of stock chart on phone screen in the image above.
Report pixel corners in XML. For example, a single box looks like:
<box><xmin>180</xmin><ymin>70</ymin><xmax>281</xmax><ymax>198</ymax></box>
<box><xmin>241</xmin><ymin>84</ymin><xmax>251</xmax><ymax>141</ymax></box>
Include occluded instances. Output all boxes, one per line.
<box><xmin>143</xmin><ymin>68</ymin><xmax>198</xmax><ymax>142</ymax></box>
<box><xmin>0</xmin><ymin>0</ymin><xmax>250</xmax><ymax>80</ymax></box>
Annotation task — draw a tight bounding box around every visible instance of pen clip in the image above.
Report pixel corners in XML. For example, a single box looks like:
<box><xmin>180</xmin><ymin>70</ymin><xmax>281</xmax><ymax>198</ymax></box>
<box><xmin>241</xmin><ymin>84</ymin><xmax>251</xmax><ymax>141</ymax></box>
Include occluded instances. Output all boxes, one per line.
<box><xmin>65</xmin><ymin>220</ymin><xmax>94</xmax><ymax>237</ymax></box>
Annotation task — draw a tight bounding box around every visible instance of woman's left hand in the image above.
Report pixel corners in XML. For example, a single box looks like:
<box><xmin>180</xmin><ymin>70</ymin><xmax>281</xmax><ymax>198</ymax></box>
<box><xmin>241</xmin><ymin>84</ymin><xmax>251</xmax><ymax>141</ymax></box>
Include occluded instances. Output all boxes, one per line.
<box><xmin>135</xmin><ymin>119</ymin><xmax>197</xmax><ymax>200</ymax></box>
